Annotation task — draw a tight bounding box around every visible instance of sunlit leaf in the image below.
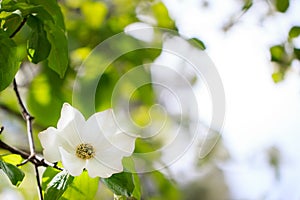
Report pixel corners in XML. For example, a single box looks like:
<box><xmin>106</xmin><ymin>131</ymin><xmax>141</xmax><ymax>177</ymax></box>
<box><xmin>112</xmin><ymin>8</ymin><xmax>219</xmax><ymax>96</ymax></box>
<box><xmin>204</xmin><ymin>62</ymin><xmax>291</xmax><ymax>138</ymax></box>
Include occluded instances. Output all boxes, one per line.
<box><xmin>289</xmin><ymin>26</ymin><xmax>300</xmax><ymax>39</ymax></box>
<box><xmin>272</xmin><ymin>71</ymin><xmax>284</xmax><ymax>83</ymax></box>
<box><xmin>42</xmin><ymin>167</ymin><xmax>60</xmax><ymax>191</ymax></box>
<box><xmin>61</xmin><ymin>171</ymin><xmax>99</xmax><ymax>200</ymax></box>
<box><xmin>0</xmin><ymin>160</ymin><xmax>25</xmax><ymax>186</ymax></box>
<box><xmin>152</xmin><ymin>2</ymin><xmax>175</xmax><ymax>29</ymax></box>
<box><xmin>81</xmin><ymin>1</ymin><xmax>108</xmax><ymax>29</ymax></box>
<box><xmin>275</xmin><ymin>0</ymin><xmax>289</xmax><ymax>12</ymax></box>
<box><xmin>189</xmin><ymin>38</ymin><xmax>206</xmax><ymax>50</ymax></box>
<box><xmin>44</xmin><ymin>21</ymin><xmax>69</xmax><ymax>78</ymax></box>
<box><xmin>242</xmin><ymin>0</ymin><xmax>253</xmax><ymax>11</ymax></box>
<box><xmin>44</xmin><ymin>170</ymin><xmax>74</xmax><ymax>200</ymax></box>
<box><xmin>1</xmin><ymin>154</ymin><xmax>23</xmax><ymax>166</ymax></box>
<box><xmin>270</xmin><ymin>45</ymin><xmax>286</xmax><ymax>63</ymax></box>
<box><xmin>101</xmin><ymin>172</ymin><xmax>135</xmax><ymax>197</ymax></box>
<box><xmin>0</xmin><ymin>31</ymin><xmax>20</xmax><ymax>91</ymax></box>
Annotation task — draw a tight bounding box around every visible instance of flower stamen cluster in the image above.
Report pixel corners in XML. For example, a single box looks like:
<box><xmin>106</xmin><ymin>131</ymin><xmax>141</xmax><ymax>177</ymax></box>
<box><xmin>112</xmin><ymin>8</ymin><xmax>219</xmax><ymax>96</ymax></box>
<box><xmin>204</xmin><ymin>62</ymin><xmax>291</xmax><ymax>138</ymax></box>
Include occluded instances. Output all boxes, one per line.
<box><xmin>76</xmin><ymin>143</ymin><xmax>95</xmax><ymax>159</ymax></box>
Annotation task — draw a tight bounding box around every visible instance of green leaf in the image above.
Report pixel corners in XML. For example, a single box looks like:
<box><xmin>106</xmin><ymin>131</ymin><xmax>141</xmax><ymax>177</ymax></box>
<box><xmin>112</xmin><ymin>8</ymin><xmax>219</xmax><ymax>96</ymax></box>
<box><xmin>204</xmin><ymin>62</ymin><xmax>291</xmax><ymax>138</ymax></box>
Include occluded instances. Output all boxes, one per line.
<box><xmin>0</xmin><ymin>31</ymin><xmax>20</xmax><ymax>91</ymax></box>
<box><xmin>270</xmin><ymin>45</ymin><xmax>286</xmax><ymax>63</ymax></box>
<box><xmin>44</xmin><ymin>21</ymin><xmax>69</xmax><ymax>78</ymax></box>
<box><xmin>272</xmin><ymin>72</ymin><xmax>284</xmax><ymax>83</ymax></box>
<box><xmin>44</xmin><ymin>170</ymin><xmax>74</xmax><ymax>200</ymax></box>
<box><xmin>294</xmin><ymin>48</ymin><xmax>300</xmax><ymax>60</ymax></box>
<box><xmin>28</xmin><ymin>0</ymin><xmax>65</xmax><ymax>29</ymax></box>
<box><xmin>0</xmin><ymin>160</ymin><xmax>25</xmax><ymax>186</ymax></box>
<box><xmin>152</xmin><ymin>2</ymin><xmax>176</xmax><ymax>29</ymax></box>
<box><xmin>242</xmin><ymin>0</ymin><xmax>253</xmax><ymax>11</ymax></box>
<box><xmin>0</xmin><ymin>1</ymin><xmax>42</xmax><ymax>16</ymax></box>
<box><xmin>26</xmin><ymin>15</ymin><xmax>51</xmax><ymax>63</ymax></box>
<box><xmin>1</xmin><ymin>154</ymin><xmax>23</xmax><ymax>166</ymax></box>
<box><xmin>101</xmin><ymin>172</ymin><xmax>135</xmax><ymax>197</ymax></box>
<box><xmin>42</xmin><ymin>167</ymin><xmax>60</xmax><ymax>191</ymax></box>
<box><xmin>275</xmin><ymin>0</ymin><xmax>289</xmax><ymax>12</ymax></box>
<box><xmin>62</xmin><ymin>171</ymin><xmax>99</xmax><ymax>200</ymax></box>
<box><xmin>189</xmin><ymin>38</ymin><xmax>206</xmax><ymax>50</ymax></box>
<box><xmin>289</xmin><ymin>26</ymin><xmax>300</xmax><ymax>39</ymax></box>
<box><xmin>150</xmin><ymin>171</ymin><xmax>181</xmax><ymax>200</ymax></box>
<box><xmin>2</xmin><ymin>13</ymin><xmax>22</xmax><ymax>36</ymax></box>
<box><xmin>122</xmin><ymin>157</ymin><xmax>141</xmax><ymax>200</ymax></box>
<box><xmin>19</xmin><ymin>0</ymin><xmax>69</xmax><ymax>77</ymax></box>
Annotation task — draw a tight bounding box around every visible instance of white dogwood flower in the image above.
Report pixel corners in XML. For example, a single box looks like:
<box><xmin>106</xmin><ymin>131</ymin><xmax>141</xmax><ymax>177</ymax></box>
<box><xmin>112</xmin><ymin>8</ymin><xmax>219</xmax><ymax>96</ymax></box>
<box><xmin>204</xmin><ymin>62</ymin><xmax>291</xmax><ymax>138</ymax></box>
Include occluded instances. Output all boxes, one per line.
<box><xmin>38</xmin><ymin>103</ymin><xmax>136</xmax><ymax>178</ymax></box>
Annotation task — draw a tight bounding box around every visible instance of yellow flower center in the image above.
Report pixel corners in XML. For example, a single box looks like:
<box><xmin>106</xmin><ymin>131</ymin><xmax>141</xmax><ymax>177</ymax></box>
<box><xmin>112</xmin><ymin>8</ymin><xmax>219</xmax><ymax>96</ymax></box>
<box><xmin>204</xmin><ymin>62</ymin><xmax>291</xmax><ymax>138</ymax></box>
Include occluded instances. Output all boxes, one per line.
<box><xmin>76</xmin><ymin>143</ymin><xmax>95</xmax><ymax>159</ymax></box>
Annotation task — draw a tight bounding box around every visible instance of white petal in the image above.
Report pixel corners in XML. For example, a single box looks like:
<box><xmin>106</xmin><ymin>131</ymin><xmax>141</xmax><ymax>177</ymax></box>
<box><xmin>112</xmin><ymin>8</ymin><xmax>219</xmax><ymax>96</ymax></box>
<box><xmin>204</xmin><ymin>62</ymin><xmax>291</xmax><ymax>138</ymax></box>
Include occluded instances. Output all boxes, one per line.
<box><xmin>86</xmin><ymin>158</ymin><xmax>120</xmax><ymax>178</ymax></box>
<box><xmin>57</xmin><ymin>103</ymin><xmax>85</xmax><ymax>130</ymax></box>
<box><xmin>110</xmin><ymin>132</ymin><xmax>136</xmax><ymax>154</ymax></box>
<box><xmin>88</xmin><ymin>110</ymin><xmax>136</xmax><ymax>169</ymax></box>
<box><xmin>95</xmin><ymin>145</ymin><xmax>126</xmax><ymax>171</ymax></box>
<box><xmin>89</xmin><ymin>109</ymin><xmax>136</xmax><ymax>153</ymax></box>
<box><xmin>93</xmin><ymin>109</ymin><xmax>119</xmax><ymax>136</ymax></box>
<box><xmin>38</xmin><ymin>127</ymin><xmax>61</xmax><ymax>162</ymax></box>
<box><xmin>80</xmin><ymin>113</ymin><xmax>105</xmax><ymax>144</ymax></box>
<box><xmin>57</xmin><ymin>121</ymin><xmax>83</xmax><ymax>147</ymax></box>
<box><xmin>59</xmin><ymin>147</ymin><xmax>86</xmax><ymax>176</ymax></box>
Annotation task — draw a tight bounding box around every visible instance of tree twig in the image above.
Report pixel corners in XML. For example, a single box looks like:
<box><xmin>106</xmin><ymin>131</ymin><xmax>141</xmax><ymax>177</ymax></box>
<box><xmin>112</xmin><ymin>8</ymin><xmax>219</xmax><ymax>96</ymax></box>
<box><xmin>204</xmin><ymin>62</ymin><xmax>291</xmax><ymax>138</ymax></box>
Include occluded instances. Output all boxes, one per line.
<box><xmin>35</xmin><ymin>165</ymin><xmax>43</xmax><ymax>200</ymax></box>
<box><xmin>13</xmin><ymin>79</ymin><xmax>36</xmax><ymax>159</ymax></box>
<box><xmin>0</xmin><ymin>140</ymin><xmax>63</xmax><ymax>170</ymax></box>
<box><xmin>0</xmin><ymin>104</ymin><xmax>46</xmax><ymax>130</ymax></box>
<box><xmin>13</xmin><ymin>78</ymin><xmax>42</xmax><ymax>200</ymax></box>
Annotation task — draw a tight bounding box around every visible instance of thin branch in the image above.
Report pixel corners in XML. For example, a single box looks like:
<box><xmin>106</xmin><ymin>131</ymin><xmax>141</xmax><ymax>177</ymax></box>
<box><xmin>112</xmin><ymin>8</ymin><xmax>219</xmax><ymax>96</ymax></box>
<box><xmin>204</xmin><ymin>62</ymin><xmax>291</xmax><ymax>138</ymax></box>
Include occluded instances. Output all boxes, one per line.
<box><xmin>13</xmin><ymin>79</ymin><xmax>35</xmax><ymax>157</ymax></box>
<box><xmin>13</xmin><ymin>79</ymin><xmax>44</xmax><ymax>200</ymax></box>
<box><xmin>0</xmin><ymin>140</ymin><xmax>30</xmax><ymax>160</ymax></box>
<box><xmin>0</xmin><ymin>140</ymin><xmax>63</xmax><ymax>170</ymax></box>
<box><xmin>35</xmin><ymin>166</ymin><xmax>43</xmax><ymax>200</ymax></box>
<box><xmin>0</xmin><ymin>104</ymin><xmax>47</xmax><ymax>130</ymax></box>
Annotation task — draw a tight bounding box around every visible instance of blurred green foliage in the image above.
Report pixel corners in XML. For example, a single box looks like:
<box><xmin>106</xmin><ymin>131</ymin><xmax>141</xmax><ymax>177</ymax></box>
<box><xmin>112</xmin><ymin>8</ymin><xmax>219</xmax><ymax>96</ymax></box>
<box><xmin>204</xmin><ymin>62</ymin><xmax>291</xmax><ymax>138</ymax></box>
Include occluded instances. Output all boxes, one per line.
<box><xmin>0</xmin><ymin>0</ymin><xmax>188</xmax><ymax>199</ymax></box>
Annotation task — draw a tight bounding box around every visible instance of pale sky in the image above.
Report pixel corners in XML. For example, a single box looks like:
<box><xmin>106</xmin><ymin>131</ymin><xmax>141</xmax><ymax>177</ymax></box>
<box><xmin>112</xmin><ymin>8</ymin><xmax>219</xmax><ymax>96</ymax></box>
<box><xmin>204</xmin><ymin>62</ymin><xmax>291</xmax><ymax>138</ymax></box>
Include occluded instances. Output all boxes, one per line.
<box><xmin>162</xmin><ymin>0</ymin><xmax>300</xmax><ymax>199</ymax></box>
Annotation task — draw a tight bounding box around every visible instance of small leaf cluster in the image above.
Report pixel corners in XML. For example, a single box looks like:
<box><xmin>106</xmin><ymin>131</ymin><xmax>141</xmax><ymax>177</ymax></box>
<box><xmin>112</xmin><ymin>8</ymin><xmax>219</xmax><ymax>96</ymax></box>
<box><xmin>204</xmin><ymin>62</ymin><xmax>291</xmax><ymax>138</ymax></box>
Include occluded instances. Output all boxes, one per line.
<box><xmin>0</xmin><ymin>0</ymin><xmax>68</xmax><ymax>91</ymax></box>
<box><xmin>270</xmin><ymin>26</ymin><xmax>300</xmax><ymax>83</ymax></box>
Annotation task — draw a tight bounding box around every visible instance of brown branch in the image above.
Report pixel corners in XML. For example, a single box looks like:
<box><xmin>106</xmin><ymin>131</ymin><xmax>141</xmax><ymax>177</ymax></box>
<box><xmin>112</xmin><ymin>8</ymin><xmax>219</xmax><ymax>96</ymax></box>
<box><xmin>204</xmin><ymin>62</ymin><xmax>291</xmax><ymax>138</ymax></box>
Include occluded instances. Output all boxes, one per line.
<box><xmin>13</xmin><ymin>79</ymin><xmax>36</xmax><ymax>158</ymax></box>
<box><xmin>13</xmin><ymin>79</ymin><xmax>42</xmax><ymax>200</ymax></box>
<box><xmin>0</xmin><ymin>104</ymin><xmax>47</xmax><ymax>130</ymax></box>
<box><xmin>0</xmin><ymin>139</ymin><xmax>62</xmax><ymax>170</ymax></box>
<box><xmin>35</xmin><ymin>165</ymin><xmax>43</xmax><ymax>200</ymax></box>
